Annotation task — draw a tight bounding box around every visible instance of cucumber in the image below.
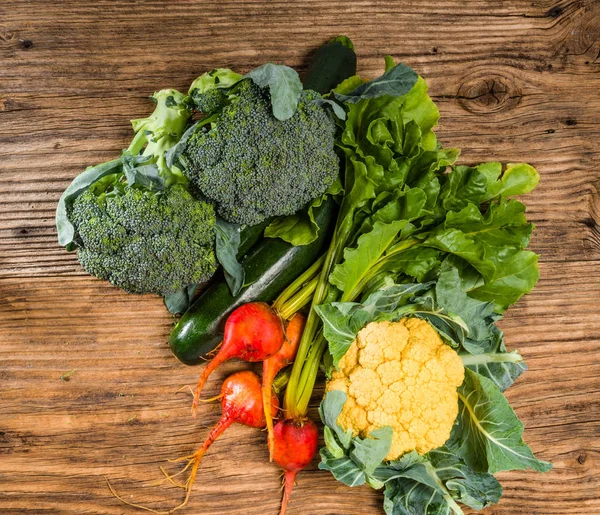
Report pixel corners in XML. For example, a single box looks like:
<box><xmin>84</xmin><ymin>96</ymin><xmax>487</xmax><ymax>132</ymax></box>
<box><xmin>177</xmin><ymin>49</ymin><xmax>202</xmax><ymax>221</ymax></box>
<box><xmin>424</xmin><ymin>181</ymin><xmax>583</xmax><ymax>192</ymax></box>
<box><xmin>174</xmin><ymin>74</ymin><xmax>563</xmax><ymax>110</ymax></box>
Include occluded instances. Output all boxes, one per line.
<box><xmin>170</xmin><ymin>197</ymin><xmax>336</xmax><ymax>365</ymax></box>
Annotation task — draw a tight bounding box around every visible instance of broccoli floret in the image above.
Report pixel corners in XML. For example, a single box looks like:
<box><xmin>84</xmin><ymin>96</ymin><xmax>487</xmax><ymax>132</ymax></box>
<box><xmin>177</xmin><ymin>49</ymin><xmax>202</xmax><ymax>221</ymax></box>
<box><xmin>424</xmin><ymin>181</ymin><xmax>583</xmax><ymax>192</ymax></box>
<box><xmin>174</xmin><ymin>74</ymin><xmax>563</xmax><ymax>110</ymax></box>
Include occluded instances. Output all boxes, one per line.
<box><xmin>59</xmin><ymin>87</ymin><xmax>219</xmax><ymax>296</ymax></box>
<box><xmin>180</xmin><ymin>80</ymin><xmax>339</xmax><ymax>226</ymax></box>
<box><xmin>71</xmin><ymin>182</ymin><xmax>217</xmax><ymax>296</ymax></box>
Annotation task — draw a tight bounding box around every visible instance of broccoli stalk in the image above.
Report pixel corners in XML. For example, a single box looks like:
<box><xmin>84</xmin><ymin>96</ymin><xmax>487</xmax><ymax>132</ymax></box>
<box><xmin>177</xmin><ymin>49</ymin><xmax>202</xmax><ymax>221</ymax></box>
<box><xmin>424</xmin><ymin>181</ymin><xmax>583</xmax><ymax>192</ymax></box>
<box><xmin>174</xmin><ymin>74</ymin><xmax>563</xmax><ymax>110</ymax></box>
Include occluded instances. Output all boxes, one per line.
<box><xmin>128</xmin><ymin>89</ymin><xmax>192</xmax><ymax>186</ymax></box>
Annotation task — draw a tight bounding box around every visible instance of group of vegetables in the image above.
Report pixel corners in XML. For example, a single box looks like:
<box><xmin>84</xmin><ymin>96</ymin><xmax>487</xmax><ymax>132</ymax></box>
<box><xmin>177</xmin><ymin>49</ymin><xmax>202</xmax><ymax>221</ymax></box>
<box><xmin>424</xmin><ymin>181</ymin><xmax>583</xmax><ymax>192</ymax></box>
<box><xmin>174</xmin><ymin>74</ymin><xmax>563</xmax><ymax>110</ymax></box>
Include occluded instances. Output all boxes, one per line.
<box><xmin>57</xmin><ymin>36</ymin><xmax>551</xmax><ymax>514</ymax></box>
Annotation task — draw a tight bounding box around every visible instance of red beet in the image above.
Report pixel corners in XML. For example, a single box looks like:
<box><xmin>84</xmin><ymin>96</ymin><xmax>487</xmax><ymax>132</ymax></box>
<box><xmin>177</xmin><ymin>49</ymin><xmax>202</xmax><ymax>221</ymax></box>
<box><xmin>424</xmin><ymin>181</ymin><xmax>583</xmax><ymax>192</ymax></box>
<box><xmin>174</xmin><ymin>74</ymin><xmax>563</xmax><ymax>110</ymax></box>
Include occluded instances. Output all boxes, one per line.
<box><xmin>262</xmin><ymin>313</ymin><xmax>306</xmax><ymax>461</ymax></box>
<box><xmin>272</xmin><ymin>418</ymin><xmax>319</xmax><ymax>515</ymax></box>
<box><xmin>192</xmin><ymin>302</ymin><xmax>284</xmax><ymax>416</ymax></box>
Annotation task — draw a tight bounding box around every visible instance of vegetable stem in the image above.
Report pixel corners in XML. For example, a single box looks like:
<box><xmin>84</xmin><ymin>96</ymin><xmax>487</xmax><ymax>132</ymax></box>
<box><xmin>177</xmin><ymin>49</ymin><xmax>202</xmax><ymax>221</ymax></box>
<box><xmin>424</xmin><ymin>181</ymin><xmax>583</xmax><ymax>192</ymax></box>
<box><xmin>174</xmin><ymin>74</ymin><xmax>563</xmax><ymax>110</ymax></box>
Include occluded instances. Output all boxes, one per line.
<box><xmin>273</xmin><ymin>254</ymin><xmax>325</xmax><ymax>313</ymax></box>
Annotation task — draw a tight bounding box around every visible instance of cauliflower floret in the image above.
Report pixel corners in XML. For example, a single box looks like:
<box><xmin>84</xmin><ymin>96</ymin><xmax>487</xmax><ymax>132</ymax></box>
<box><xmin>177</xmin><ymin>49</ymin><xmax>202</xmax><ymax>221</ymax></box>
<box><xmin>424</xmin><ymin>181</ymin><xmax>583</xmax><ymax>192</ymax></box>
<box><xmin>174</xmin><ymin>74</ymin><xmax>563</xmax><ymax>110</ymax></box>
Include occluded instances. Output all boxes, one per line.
<box><xmin>326</xmin><ymin>318</ymin><xmax>464</xmax><ymax>460</ymax></box>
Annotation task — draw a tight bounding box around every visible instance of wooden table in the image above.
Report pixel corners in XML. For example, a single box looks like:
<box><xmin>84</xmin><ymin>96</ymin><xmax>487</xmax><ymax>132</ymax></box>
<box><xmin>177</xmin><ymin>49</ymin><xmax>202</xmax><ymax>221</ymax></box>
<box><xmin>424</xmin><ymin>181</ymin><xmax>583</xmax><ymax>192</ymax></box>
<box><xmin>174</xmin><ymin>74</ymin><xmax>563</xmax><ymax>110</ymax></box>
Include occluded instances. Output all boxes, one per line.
<box><xmin>1</xmin><ymin>1</ymin><xmax>599</xmax><ymax>513</ymax></box>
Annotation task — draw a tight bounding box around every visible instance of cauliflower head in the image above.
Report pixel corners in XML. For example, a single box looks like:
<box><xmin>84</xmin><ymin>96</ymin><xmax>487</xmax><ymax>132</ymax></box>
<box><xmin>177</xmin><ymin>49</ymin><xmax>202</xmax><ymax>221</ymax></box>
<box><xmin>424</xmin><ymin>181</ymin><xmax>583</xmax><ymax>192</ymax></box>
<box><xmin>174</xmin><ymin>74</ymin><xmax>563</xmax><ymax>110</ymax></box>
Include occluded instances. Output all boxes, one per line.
<box><xmin>326</xmin><ymin>318</ymin><xmax>464</xmax><ymax>460</ymax></box>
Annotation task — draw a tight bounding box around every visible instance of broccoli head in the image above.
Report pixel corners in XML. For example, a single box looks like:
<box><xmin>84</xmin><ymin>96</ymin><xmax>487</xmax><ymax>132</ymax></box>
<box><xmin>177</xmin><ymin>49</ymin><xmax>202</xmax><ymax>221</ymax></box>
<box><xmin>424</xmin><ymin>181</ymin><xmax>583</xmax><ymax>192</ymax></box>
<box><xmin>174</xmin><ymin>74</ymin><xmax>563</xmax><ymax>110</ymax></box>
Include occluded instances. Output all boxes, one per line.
<box><xmin>70</xmin><ymin>180</ymin><xmax>217</xmax><ymax>296</ymax></box>
<box><xmin>180</xmin><ymin>79</ymin><xmax>339</xmax><ymax>226</ymax></box>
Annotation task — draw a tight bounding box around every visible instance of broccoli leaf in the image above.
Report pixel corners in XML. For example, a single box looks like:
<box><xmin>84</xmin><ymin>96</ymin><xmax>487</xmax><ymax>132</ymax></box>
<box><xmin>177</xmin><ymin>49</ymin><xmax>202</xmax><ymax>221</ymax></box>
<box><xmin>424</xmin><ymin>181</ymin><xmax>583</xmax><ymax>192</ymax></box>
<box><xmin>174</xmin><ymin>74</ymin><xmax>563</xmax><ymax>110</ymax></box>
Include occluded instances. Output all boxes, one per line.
<box><xmin>122</xmin><ymin>162</ymin><xmax>165</xmax><ymax>191</ymax></box>
<box><xmin>319</xmin><ymin>391</ymin><xmax>392</xmax><ymax>488</ymax></box>
<box><xmin>447</xmin><ymin>368</ymin><xmax>552</xmax><ymax>474</ymax></box>
<box><xmin>334</xmin><ymin>60</ymin><xmax>418</xmax><ymax>104</ymax></box>
<box><xmin>164</xmin><ymin>283</ymin><xmax>198</xmax><ymax>315</ymax></box>
<box><xmin>56</xmin><ymin>158</ymin><xmax>124</xmax><ymax>247</ymax></box>
<box><xmin>246</xmin><ymin>63</ymin><xmax>303</xmax><ymax>121</ymax></box>
<box><xmin>56</xmin><ymin>155</ymin><xmax>154</xmax><ymax>248</ymax></box>
<box><xmin>313</xmin><ymin>98</ymin><xmax>347</xmax><ymax>120</ymax></box>
<box><xmin>264</xmin><ymin>179</ymin><xmax>342</xmax><ymax>246</ymax></box>
<box><xmin>215</xmin><ymin>218</ymin><xmax>244</xmax><ymax>296</ymax></box>
<box><xmin>378</xmin><ymin>448</ymin><xmax>502</xmax><ymax>515</ymax></box>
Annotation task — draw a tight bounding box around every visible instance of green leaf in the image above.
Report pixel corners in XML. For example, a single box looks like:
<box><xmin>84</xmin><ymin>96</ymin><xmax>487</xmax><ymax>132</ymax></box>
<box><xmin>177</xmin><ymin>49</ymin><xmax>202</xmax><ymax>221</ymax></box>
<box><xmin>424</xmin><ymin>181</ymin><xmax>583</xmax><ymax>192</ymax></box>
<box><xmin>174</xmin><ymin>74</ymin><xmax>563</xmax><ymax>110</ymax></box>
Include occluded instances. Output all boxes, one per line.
<box><xmin>424</xmin><ymin>199</ymin><xmax>533</xmax><ymax>282</ymax></box>
<box><xmin>264</xmin><ymin>180</ymin><xmax>342</xmax><ymax>246</ymax></box>
<box><xmin>318</xmin><ymin>390</ymin><xmax>353</xmax><ymax>449</ymax></box>
<box><xmin>313</xmin><ymin>97</ymin><xmax>347</xmax><ymax>120</ymax></box>
<box><xmin>448</xmin><ymin>368</ymin><xmax>552</xmax><ymax>474</ymax></box>
<box><xmin>122</xmin><ymin>162</ymin><xmax>165</xmax><ymax>191</ymax></box>
<box><xmin>303</xmin><ymin>36</ymin><xmax>357</xmax><ymax>94</ymax></box>
<box><xmin>188</xmin><ymin>68</ymin><xmax>243</xmax><ymax>96</ymax></box>
<box><xmin>246</xmin><ymin>63</ymin><xmax>303</xmax><ymax>121</ymax></box>
<box><xmin>164</xmin><ymin>283</ymin><xmax>198</xmax><ymax>314</ymax></box>
<box><xmin>315</xmin><ymin>282</ymin><xmax>433</xmax><ymax>365</ymax></box>
<box><xmin>483</xmin><ymin>163</ymin><xmax>540</xmax><ymax>201</ymax></box>
<box><xmin>319</xmin><ymin>391</ymin><xmax>392</xmax><ymax>488</ymax></box>
<box><xmin>334</xmin><ymin>61</ymin><xmax>418</xmax><ymax>104</ymax></box>
<box><xmin>460</xmin><ymin>325</ymin><xmax>526</xmax><ymax>392</ymax></box>
<box><xmin>435</xmin><ymin>262</ymin><xmax>495</xmax><ymax>343</ymax></box>
<box><xmin>56</xmin><ymin>158</ymin><xmax>125</xmax><ymax>247</ymax></box>
<box><xmin>330</xmin><ymin>220</ymin><xmax>408</xmax><ymax>295</ymax></box>
<box><xmin>468</xmin><ymin>250</ymin><xmax>539</xmax><ymax>312</ymax></box>
<box><xmin>215</xmin><ymin>218</ymin><xmax>244</xmax><ymax>296</ymax></box>
<box><xmin>379</xmin><ymin>448</ymin><xmax>502</xmax><ymax>515</ymax></box>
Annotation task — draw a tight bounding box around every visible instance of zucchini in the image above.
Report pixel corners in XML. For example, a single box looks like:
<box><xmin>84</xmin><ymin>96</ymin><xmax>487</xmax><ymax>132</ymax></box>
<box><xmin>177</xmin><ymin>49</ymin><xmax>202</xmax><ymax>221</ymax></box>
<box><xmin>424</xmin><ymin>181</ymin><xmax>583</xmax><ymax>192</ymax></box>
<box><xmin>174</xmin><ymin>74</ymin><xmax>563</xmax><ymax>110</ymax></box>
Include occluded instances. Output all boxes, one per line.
<box><xmin>170</xmin><ymin>197</ymin><xmax>336</xmax><ymax>365</ymax></box>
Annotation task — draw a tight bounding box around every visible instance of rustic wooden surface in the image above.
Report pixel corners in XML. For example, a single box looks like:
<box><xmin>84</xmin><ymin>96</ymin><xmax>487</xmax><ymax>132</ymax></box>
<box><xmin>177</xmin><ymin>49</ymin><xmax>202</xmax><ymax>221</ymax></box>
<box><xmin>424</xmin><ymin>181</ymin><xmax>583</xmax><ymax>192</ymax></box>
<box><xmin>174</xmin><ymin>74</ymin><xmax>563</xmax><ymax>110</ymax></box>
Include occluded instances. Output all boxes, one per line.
<box><xmin>1</xmin><ymin>0</ymin><xmax>599</xmax><ymax>513</ymax></box>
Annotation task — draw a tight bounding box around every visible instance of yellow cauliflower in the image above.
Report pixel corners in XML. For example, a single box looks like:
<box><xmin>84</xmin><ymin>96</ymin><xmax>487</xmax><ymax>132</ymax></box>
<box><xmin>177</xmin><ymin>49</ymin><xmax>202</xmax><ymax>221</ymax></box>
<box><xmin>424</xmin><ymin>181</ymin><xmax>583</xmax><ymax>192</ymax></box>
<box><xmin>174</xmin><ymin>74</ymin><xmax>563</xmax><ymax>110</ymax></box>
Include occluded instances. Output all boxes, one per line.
<box><xmin>326</xmin><ymin>318</ymin><xmax>464</xmax><ymax>460</ymax></box>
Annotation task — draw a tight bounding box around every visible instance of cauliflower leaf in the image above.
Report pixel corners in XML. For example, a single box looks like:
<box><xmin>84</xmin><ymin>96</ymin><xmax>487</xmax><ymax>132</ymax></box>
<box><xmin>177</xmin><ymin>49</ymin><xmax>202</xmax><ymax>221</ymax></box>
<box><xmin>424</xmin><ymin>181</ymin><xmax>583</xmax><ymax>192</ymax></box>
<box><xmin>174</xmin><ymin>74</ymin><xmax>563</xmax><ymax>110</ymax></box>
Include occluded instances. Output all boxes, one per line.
<box><xmin>319</xmin><ymin>391</ymin><xmax>392</xmax><ymax>489</ymax></box>
<box><xmin>448</xmin><ymin>368</ymin><xmax>552</xmax><ymax>474</ymax></box>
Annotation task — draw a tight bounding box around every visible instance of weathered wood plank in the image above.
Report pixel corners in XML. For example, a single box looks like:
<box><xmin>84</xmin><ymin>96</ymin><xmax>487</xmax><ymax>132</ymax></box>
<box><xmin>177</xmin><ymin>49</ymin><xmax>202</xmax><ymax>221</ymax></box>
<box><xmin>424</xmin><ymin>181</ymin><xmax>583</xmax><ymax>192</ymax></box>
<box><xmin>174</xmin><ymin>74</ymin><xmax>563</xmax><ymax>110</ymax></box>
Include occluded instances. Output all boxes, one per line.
<box><xmin>1</xmin><ymin>0</ymin><xmax>599</xmax><ymax>514</ymax></box>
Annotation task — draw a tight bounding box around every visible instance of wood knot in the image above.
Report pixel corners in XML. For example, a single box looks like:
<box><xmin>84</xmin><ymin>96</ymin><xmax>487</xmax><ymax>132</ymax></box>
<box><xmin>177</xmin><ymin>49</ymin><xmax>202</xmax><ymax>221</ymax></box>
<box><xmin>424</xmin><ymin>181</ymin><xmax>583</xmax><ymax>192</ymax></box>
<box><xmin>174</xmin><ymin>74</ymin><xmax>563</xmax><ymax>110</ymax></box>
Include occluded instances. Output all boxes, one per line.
<box><xmin>456</xmin><ymin>73</ymin><xmax>522</xmax><ymax>114</ymax></box>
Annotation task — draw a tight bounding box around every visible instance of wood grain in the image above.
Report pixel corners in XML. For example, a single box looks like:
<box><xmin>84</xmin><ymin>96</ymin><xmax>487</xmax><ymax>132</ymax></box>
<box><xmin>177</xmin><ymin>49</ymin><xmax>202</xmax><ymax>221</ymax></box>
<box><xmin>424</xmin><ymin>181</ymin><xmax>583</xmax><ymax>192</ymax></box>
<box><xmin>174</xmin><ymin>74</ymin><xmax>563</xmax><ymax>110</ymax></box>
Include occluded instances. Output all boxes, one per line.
<box><xmin>1</xmin><ymin>0</ymin><xmax>599</xmax><ymax>513</ymax></box>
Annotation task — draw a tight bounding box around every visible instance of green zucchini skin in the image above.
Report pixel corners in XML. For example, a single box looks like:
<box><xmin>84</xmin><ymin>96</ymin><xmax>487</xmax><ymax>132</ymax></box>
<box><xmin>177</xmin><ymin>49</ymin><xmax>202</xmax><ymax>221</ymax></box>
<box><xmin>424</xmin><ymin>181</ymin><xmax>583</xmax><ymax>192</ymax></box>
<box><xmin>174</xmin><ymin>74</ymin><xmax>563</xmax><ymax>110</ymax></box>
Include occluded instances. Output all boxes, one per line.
<box><xmin>169</xmin><ymin>198</ymin><xmax>336</xmax><ymax>365</ymax></box>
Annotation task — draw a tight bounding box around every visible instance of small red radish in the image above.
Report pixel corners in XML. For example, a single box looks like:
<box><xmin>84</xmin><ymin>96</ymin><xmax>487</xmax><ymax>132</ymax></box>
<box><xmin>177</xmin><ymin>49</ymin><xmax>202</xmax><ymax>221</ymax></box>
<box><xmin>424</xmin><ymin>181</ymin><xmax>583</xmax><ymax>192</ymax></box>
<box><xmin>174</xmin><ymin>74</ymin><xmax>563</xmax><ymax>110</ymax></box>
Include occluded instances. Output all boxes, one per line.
<box><xmin>272</xmin><ymin>418</ymin><xmax>319</xmax><ymax>515</ymax></box>
<box><xmin>262</xmin><ymin>312</ymin><xmax>306</xmax><ymax>461</ymax></box>
<box><xmin>192</xmin><ymin>302</ymin><xmax>284</xmax><ymax>416</ymax></box>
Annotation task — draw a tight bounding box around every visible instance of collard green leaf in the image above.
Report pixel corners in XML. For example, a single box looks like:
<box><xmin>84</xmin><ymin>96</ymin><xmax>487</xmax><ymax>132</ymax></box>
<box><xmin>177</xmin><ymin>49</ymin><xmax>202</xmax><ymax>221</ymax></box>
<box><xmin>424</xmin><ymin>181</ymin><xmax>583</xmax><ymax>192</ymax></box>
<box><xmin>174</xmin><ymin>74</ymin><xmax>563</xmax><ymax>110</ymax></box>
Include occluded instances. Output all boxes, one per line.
<box><xmin>164</xmin><ymin>282</ymin><xmax>198</xmax><ymax>314</ymax></box>
<box><xmin>448</xmin><ymin>368</ymin><xmax>552</xmax><ymax>474</ymax></box>
<box><xmin>246</xmin><ymin>63</ymin><xmax>303</xmax><ymax>121</ymax></box>
<box><xmin>215</xmin><ymin>218</ymin><xmax>244</xmax><ymax>296</ymax></box>
<box><xmin>334</xmin><ymin>61</ymin><xmax>418</xmax><ymax>104</ymax></box>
